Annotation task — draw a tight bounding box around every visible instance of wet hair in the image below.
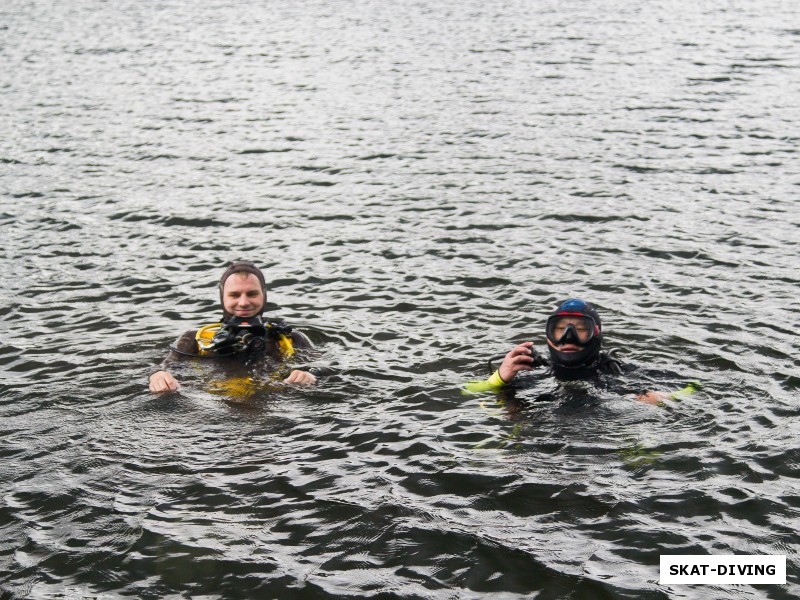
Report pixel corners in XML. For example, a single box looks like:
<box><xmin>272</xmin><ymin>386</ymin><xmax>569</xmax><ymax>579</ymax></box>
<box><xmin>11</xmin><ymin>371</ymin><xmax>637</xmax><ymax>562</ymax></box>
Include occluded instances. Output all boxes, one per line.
<box><xmin>218</xmin><ymin>261</ymin><xmax>267</xmax><ymax>321</ymax></box>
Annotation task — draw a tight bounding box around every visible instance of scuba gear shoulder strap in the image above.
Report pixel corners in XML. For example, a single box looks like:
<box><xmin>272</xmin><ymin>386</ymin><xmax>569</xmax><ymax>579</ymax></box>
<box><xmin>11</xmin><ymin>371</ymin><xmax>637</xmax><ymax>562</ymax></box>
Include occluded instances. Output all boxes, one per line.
<box><xmin>599</xmin><ymin>348</ymin><xmax>623</xmax><ymax>375</ymax></box>
<box><xmin>177</xmin><ymin>319</ymin><xmax>296</xmax><ymax>358</ymax></box>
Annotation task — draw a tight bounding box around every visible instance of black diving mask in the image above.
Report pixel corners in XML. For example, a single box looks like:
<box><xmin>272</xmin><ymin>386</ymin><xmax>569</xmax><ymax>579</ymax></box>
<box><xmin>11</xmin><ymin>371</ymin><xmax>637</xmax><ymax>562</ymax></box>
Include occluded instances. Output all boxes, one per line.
<box><xmin>546</xmin><ymin>314</ymin><xmax>598</xmax><ymax>346</ymax></box>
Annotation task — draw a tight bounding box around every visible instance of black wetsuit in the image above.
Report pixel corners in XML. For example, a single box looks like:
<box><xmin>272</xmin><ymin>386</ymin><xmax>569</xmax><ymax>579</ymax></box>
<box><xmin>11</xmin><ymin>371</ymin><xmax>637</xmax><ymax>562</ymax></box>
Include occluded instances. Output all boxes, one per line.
<box><xmin>473</xmin><ymin>350</ymin><xmax>683</xmax><ymax>413</ymax></box>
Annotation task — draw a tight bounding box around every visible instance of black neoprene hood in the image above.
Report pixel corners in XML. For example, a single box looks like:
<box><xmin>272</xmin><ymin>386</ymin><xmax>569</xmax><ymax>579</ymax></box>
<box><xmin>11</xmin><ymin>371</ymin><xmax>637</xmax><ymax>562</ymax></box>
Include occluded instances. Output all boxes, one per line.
<box><xmin>218</xmin><ymin>261</ymin><xmax>268</xmax><ymax>321</ymax></box>
<box><xmin>546</xmin><ymin>298</ymin><xmax>603</xmax><ymax>369</ymax></box>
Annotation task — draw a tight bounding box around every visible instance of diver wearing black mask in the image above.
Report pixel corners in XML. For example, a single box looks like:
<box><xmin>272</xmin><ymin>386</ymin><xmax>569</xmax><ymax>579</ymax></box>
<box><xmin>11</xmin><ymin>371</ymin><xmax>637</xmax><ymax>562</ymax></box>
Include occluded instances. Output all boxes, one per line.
<box><xmin>465</xmin><ymin>298</ymin><xmax>696</xmax><ymax>405</ymax></box>
<box><xmin>543</xmin><ymin>299</ymin><xmax>616</xmax><ymax>378</ymax></box>
<box><xmin>470</xmin><ymin>298</ymin><xmax>623</xmax><ymax>392</ymax></box>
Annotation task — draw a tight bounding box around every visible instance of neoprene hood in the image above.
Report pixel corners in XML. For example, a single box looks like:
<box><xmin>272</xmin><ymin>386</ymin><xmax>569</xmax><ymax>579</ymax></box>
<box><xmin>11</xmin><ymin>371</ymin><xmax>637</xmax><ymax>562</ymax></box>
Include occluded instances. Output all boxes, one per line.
<box><xmin>218</xmin><ymin>260</ymin><xmax>267</xmax><ymax>321</ymax></box>
<box><xmin>546</xmin><ymin>298</ymin><xmax>603</xmax><ymax>369</ymax></box>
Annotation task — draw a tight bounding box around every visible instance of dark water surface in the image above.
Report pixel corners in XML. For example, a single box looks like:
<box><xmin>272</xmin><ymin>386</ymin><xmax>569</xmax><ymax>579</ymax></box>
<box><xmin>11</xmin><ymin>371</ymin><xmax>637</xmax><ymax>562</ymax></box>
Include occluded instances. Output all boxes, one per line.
<box><xmin>2</xmin><ymin>0</ymin><xmax>799</xmax><ymax>598</ymax></box>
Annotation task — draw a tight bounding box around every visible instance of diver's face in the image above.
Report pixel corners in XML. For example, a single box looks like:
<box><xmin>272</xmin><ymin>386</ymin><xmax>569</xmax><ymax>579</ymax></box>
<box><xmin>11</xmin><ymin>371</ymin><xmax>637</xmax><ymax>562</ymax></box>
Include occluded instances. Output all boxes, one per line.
<box><xmin>222</xmin><ymin>273</ymin><xmax>264</xmax><ymax>318</ymax></box>
<box><xmin>546</xmin><ymin>316</ymin><xmax>591</xmax><ymax>353</ymax></box>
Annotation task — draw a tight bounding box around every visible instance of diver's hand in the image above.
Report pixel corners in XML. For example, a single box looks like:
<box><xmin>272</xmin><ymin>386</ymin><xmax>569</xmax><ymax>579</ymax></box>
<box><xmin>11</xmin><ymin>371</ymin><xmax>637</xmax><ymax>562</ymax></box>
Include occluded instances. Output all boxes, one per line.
<box><xmin>498</xmin><ymin>342</ymin><xmax>536</xmax><ymax>383</ymax></box>
<box><xmin>636</xmin><ymin>391</ymin><xmax>670</xmax><ymax>405</ymax></box>
<box><xmin>149</xmin><ymin>370</ymin><xmax>180</xmax><ymax>393</ymax></box>
<box><xmin>284</xmin><ymin>369</ymin><xmax>317</xmax><ymax>385</ymax></box>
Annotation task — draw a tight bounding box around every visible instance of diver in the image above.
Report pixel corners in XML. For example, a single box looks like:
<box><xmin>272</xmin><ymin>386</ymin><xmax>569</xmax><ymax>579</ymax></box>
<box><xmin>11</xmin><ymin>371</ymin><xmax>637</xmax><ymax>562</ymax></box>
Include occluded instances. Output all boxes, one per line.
<box><xmin>465</xmin><ymin>298</ymin><xmax>698</xmax><ymax>405</ymax></box>
<box><xmin>149</xmin><ymin>261</ymin><xmax>320</xmax><ymax>393</ymax></box>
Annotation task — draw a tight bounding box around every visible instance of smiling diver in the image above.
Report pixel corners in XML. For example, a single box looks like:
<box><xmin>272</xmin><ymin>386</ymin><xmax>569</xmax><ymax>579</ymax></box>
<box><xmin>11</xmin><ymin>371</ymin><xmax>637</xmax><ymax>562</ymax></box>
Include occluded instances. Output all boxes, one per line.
<box><xmin>149</xmin><ymin>261</ymin><xmax>320</xmax><ymax>393</ymax></box>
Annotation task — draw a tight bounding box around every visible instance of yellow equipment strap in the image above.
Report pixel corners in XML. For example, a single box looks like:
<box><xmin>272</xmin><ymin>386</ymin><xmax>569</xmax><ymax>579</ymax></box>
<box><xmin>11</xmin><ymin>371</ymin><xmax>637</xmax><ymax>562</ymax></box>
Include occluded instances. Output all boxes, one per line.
<box><xmin>277</xmin><ymin>333</ymin><xmax>295</xmax><ymax>357</ymax></box>
<box><xmin>194</xmin><ymin>322</ymin><xmax>295</xmax><ymax>357</ymax></box>
<box><xmin>196</xmin><ymin>323</ymin><xmax>222</xmax><ymax>356</ymax></box>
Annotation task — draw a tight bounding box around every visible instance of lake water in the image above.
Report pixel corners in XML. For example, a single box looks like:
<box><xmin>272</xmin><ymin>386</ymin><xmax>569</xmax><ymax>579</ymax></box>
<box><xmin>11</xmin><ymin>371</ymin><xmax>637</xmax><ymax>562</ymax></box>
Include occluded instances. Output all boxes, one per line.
<box><xmin>1</xmin><ymin>0</ymin><xmax>798</xmax><ymax>598</ymax></box>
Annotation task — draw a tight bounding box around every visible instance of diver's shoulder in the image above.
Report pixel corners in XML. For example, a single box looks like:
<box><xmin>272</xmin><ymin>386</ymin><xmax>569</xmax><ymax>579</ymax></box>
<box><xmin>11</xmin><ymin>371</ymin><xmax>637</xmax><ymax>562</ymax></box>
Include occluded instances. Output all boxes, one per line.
<box><xmin>290</xmin><ymin>329</ymin><xmax>314</xmax><ymax>349</ymax></box>
<box><xmin>174</xmin><ymin>329</ymin><xmax>199</xmax><ymax>353</ymax></box>
<box><xmin>598</xmin><ymin>349</ymin><xmax>635</xmax><ymax>375</ymax></box>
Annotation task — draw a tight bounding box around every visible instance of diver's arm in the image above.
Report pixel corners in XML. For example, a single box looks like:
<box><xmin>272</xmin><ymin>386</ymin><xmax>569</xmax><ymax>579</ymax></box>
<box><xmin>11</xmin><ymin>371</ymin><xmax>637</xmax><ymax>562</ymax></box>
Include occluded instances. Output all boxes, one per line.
<box><xmin>463</xmin><ymin>342</ymin><xmax>541</xmax><ymax>393</ymax></box>
<box><xmin>148</xmin><ymin>330</ymin><xmax>197</xmax><ymax>394</ymax></box>
<box><xmin>463</xmin><ymin>370</ymin><xmax>509</xmax><ymax>393</ymax></box>
<box><xmin>284</xmin><ymin>370</ymin><xmax>317</xmax><ymax>385</ymax></box>
<box><xmin>282</xmin><ymin>330</ymin><xmax>329</xmax><ymax>385</ymax></box>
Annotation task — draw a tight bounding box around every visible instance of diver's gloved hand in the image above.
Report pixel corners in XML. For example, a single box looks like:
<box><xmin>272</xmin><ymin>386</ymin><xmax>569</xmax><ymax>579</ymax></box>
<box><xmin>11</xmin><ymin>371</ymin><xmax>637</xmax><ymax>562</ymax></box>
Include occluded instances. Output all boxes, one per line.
<box><xmin>149</xmin><ymin>370</ymin><xmax>180</xmax><ymax>393</ymax></box>
<box><xmin>284</xmin><ymin>369</ymin><xmax>317</xmax><ymax>386</ymax></box>
<box><xmin>498</xmin><ymin>342</ymin><xmax>538</xmax><ymax>383</ymax></box>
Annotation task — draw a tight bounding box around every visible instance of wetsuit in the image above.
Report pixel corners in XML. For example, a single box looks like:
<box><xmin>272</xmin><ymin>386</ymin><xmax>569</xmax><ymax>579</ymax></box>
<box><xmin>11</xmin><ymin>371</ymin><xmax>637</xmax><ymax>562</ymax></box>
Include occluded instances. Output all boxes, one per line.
<box><xmin>465</xmin><ymin>349</ymin><xmax>628</xmax><ymax>393</ymax></box>
<box><xmin>152</xmin><ymin>323</ymin><xmax>327</xmax><ymax>382</ymax></box>
<box><xmin>465</xmin><ymin>349</ymin><xmax>693</xmax><ymax>414</ymax></box>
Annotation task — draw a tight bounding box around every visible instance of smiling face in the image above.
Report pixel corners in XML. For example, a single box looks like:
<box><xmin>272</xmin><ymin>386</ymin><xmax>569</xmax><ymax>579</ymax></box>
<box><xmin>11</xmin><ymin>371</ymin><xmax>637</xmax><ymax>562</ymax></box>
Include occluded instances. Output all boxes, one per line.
<box><xmin>222</xmin><ymin>272</ymin><xmax>265</xmax><ymax>318</ymax></box>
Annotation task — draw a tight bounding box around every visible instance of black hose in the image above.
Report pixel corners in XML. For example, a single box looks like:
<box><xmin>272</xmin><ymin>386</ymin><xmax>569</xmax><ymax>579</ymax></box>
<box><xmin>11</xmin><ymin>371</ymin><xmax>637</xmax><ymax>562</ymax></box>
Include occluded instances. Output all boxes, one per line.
<box><xmin>487</xmin><ymin>353</ymin><xmax>507</xmax><ymax>372</ymax></box>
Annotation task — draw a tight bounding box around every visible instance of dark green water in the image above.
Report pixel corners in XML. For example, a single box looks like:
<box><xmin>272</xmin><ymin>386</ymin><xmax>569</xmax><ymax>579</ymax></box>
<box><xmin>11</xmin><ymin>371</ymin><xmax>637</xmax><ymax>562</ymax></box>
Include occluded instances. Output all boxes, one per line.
<box><xmin>1</xmin><ymin>0</ymin><xmax>798</xmax><ymax>598</ymax></box>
